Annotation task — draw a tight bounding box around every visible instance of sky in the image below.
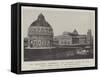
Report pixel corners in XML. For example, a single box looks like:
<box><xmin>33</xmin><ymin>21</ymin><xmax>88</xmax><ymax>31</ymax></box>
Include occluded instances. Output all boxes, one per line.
<box><xmin>21</xmin><ymin>6</ymin><xmax>95</xmax><ymax>37</ymax></box>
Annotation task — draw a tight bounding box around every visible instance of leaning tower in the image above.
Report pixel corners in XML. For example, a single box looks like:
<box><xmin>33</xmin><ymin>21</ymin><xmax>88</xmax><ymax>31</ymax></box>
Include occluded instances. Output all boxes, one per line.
<box><xmin>86</xmin><ymin>29</ymin><xmax>93</xmax><ymax>44</ymax></box>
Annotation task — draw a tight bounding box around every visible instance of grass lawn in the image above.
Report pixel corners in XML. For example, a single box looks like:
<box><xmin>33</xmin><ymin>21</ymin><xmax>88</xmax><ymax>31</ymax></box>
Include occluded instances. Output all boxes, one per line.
<box><xmin>24</xmin><ymin>48</ymin><xmax>93</xmax><ymax>61</ymax></box>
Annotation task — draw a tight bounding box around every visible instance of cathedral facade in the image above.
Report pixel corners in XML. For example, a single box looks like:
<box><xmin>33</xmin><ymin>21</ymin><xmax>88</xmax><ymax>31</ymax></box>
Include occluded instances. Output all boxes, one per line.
<box><xmin>53</xmin><ymin>29</ymin><xmax>92</xmax><ymax>46</ymax></box>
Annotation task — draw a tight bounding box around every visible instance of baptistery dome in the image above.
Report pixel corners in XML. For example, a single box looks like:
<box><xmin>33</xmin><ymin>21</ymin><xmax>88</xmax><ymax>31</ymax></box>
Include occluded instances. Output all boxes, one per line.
<box><xmin>28</xmin><ymin>13</ymin><xmax>53</xmax><ymax>48</ymax></box>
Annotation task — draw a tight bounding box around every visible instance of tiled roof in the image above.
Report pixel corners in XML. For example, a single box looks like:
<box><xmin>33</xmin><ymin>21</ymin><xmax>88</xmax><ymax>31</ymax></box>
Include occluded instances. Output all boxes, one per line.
<box><xmin>30</xmin><ymin>13</ymin><xmax>51</xmax><ymax>27</ymax></box>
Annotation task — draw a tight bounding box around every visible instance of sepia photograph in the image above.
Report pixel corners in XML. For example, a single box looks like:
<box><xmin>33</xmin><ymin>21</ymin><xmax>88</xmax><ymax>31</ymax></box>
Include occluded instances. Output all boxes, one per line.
<box><xmin>19</xmin><ymin>3</ymin><xmax>97</xmax><ymax>72</ymax></box>
<box><xmin>22</xmin><ymin>7</ymin><xmax>94</xmax><ymax>61</ymax></box>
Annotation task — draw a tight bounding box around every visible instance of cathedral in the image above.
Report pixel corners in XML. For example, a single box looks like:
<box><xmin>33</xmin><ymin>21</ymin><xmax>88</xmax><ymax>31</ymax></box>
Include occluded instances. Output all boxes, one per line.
<box><xmin>24</xmin><ymin>13</ymin><xmax>93</xmax><ymax>49</ymax></box>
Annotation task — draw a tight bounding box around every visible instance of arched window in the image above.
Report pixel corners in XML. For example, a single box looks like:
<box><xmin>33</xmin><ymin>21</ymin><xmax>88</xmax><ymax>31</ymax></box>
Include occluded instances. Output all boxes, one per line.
<box><xmin>47</xmin><ymin>40</ymin><xmax>50</xmax><ymax>47</ymax></box>
<box><xmin>38</xmin><ymin>40</ymin><xmax>41</xmax><ymax>47</ymax></box>
<box><xmin>30</xmin><ymin>40</ymin><xmax>33</xmax><ymax>47</ymax></box>
<box><xmin>33</xmin><ymin>40</ymin><xmax>36</xmax><ymax>47</ymax></box>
